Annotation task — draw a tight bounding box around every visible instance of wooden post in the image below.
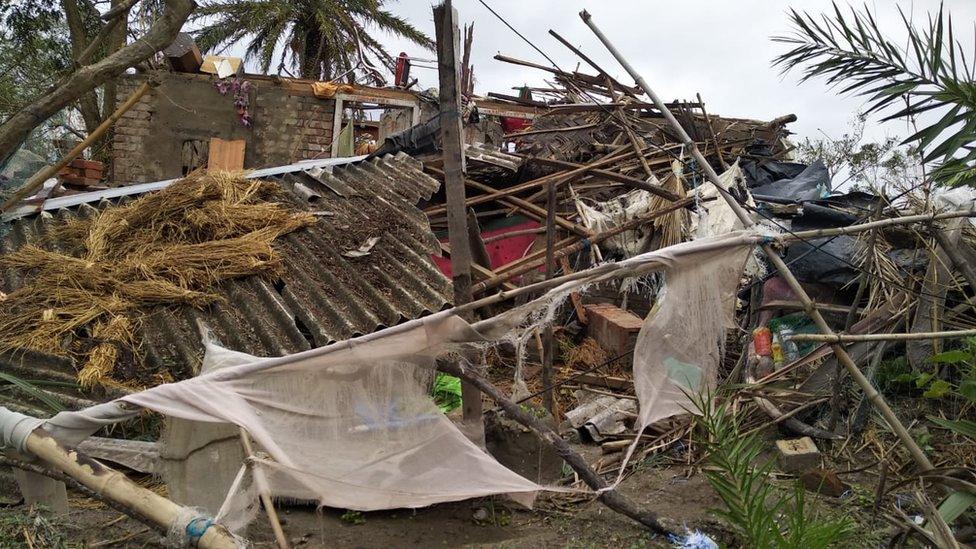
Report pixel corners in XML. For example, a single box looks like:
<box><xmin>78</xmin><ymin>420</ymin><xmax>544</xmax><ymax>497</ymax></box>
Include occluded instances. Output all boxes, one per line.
<box><xmin>542</xmin><ymin>181</ymin><xmax>557</xmax><ymax>415</ymax></box>
<box><xmin>434</xmin><ymin>0</ymin><xmax>482</xmax><ymax>437</ymax></box>
<box><xmin>579</xmin><ymin>9</ymin><xmax>934</xmax><ymax>471</ymax></box>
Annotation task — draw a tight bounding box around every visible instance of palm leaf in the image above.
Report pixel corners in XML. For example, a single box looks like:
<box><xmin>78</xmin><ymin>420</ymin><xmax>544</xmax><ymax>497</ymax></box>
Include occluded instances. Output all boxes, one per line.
<box><xmin>0</xmin><ymin>371</ymin><xmax>66</xmax><ymax>412</ymax></box>
<box><xmin>773</xmin><ymin>3</ymin><xmax>976</xmax><ymax>186</ymax></box>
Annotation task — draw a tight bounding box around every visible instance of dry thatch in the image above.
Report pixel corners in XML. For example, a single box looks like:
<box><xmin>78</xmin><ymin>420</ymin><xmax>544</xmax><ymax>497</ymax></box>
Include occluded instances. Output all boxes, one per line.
<box><xmin>0</xmin><ymin>172</ymin><xmax>314</xmax><ymax>389</ymax></box>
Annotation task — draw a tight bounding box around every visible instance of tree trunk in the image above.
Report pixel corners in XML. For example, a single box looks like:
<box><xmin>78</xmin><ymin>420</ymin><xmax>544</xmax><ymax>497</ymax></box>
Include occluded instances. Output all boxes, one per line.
<box><xmin>0</xmin><ymin>0</ymin><xmax>195</xmax><ymax>163</ymax></box>
<box><xmin>62</xmin><ymin>0</ymin><xmax>104</xmax><ymax>137</ymax></box>
<box><xmin>300</xmin><ymin>25</ymin><xmax>324</xmax><ymax>80</ymax></box>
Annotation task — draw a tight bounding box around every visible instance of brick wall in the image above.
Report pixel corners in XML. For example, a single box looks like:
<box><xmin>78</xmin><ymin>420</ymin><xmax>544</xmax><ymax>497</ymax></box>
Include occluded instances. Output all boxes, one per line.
<box><xmin>251</xmin><ymin>90</ymin><xmax>335</xmax><ymax>162</ymax></box>
<box><xmin>112</xmin><ymin>79</ymin><xmax>157</xmax><ymax>186</ymax></box>
<box><xmin>112</xmin><ymin>72</ymin><xmax>336</xmax><ymax>186</ymax></box>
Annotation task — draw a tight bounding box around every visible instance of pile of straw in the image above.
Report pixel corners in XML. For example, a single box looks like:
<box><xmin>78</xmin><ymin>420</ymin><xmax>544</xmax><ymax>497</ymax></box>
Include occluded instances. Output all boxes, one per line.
<box><xmin>0</xmin><ymin>172</ymin><xmax>314</xmax><ymax>389</ymax></box>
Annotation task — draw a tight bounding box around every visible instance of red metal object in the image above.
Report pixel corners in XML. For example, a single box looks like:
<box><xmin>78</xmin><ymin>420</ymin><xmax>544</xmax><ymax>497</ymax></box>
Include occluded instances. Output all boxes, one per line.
<box><xmin>752</xmin><ymin>327</ymin><xmax>773</xmax><ymax>357</ymax></box>
<box><xmin>394</xmin><ymin>52</ymin><xmax>411</xmax><ymax>88</ymax></box>
<box><xmin>433</xmin><ymin>218</ymin><xmax>541</xmax><ymax>281</ymax></box>
<box><xmin>500</xmin><ymin>117</ymin><xmax>531</xmax><ymax>134</ymax></box>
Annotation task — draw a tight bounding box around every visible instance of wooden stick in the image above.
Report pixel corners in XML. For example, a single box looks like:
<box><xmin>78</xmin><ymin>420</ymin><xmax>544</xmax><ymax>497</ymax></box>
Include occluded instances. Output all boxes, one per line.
<box><xmin>790</xmin><ymin>329</ymin><xmax>976</xmax><ymax>343</ymax></box>
<box><xmin>239</xmin><ymin>429</ymin><xmax>289</xmax><ymax>549</ymax></box>
<box><xmin>548</xmin><ymin>29</ymin><xmax>640</xmax><ymax>99</ymax></box>
<box><xmin>0</xmin><ymin>82</ymin><xmax>152</xmax><ymax>214</ymax></box>
<box><xmin>462</xmin><ymin>174</ymin><xmax>589</xmax><ymax>236</ymax></box>
<box><xmin>504</xmin><ymin>123</ymin><xmax>600</xmax><ymax>139</ymax></box>
<box><xmin>522</xmin><ymin>156</ymin><xmax>683</xmax><ymax>201</ymax></box>
<box><xmin>695</xmin><ymin>93</ymin><xmax>728</xmax><ymax>170</ymax></box>
<box><xmin>580</xmin><ymin>9</ymin><xmax>934</xmax><ymax>471</ymax></box>
<box><xmin>482</xmin><ymin>226</ymin><xmax>546</xmax><ymax>244</ymax></box>
<box><xmin>423</xmin><ymin>147</ymin><xmax>639</xmax><ymax>217</ymax></box>
<box><xmin>21</xmin><ymin>427</ymin><xmax>236</xmax><ymax>548</ymax></box>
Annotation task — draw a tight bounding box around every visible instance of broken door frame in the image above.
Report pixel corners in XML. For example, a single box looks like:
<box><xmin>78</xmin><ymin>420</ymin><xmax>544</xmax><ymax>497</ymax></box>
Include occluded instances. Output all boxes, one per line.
<box><xmin>330</xmin><ymin>93</ymin><xmax>421</xmax><ymax>158</ymax></box>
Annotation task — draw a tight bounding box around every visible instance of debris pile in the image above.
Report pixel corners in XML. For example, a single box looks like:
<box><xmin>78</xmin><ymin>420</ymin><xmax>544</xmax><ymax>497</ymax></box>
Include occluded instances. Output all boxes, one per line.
<box><xmin>0</xmin><ymin>172</ymin><xmax>313</xmax><ymax>389</ymax></box>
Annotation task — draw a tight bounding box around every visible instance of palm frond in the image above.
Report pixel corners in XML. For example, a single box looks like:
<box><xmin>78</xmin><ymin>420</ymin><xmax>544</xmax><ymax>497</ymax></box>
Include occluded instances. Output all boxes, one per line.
<box><xmin>773</xmin><ymin>2</ymin><xmax>976</xmax><ymax>187</ymax></box>
<box><xmin>192</xmin><ymin>0</ymin><xmax>431</xmax><ymax>82</ymax></box>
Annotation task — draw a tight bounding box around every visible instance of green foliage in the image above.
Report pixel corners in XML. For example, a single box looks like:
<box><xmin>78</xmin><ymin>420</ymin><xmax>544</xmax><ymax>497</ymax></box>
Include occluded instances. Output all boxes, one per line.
<box><xmin>0</xmin><ymin>372</ymin><xmax>66</xmax><ymax>412</ymax></box>
<box><xmin>774</xmin><ymin>3</ymin><xmax>976</xmax><ymax>187</ymax></box>
<box><xmin>795</xmin><ymin>114</ymin><xmax>920</xmax><ymax>192</ymax></box>
<box><xmin>0</xmin><ymin>1</ymin><xmax>75</xmax><ymax>161</ymax></box>
<box><xmin>877</xmin><ymin>340</ymin><xmax>976</xmax><ymax>403</ymax></box>
<box><xmin>192</xmin><ymin>0</ymin><xmax>433</xmax><ymax>82</ymax></box>
<box><xmin>693</xmin><ymin>391</ymin><xmax>854</xmax><ymax>548</ymax></box>
<box><xmin>340</xmin><ymin>510</ymin><xmax>366</xmax><ymax>525</ymax></box>
<box><xmin>432</xmin><ymin>373</ymin><xmax>462</xmax><ymax>414</ymax></box>
<box><xmin>927</xmin><ymin>415</ymin><xmax>976</xmax><ymax>440</ymax></box>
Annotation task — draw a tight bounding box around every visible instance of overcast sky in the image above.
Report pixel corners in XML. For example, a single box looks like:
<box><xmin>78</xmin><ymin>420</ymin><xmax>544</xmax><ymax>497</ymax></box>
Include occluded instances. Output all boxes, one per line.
<box><xmin>360</xmin><ymin>0</ymin><xmax>976</xmax><ymax>147</ymax></box>
<box><xmin>223</xmin><ymin>1</ymin><xmax>976</xmax><ymax>147</ymax></box>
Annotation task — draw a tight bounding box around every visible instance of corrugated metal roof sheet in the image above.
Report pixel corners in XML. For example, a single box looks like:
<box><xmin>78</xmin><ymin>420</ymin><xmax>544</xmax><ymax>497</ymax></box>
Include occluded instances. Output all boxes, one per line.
<box><xmin>0</xmin><ymin>153</ymin><xmax>451</xmax><ymax>417</ymax></box>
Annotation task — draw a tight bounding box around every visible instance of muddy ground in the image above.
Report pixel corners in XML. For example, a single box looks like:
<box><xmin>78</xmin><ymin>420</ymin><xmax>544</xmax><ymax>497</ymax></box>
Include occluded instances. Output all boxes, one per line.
<box><xmin>0</xmin><ymin>452</ymin><xmax>888</xmax><ymax>548</ymax></box>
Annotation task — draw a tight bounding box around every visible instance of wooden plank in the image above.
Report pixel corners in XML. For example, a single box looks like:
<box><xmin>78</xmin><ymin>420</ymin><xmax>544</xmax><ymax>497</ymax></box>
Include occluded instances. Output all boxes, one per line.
<box><xmin>207</xmin><ymin>137</ymin><xmax>245</xmax><ymax>171</ymax></box>
<box><xmin>574</xmin><ymin>373</ymin><xmax>632</xmax><ymax>391</ymax></box>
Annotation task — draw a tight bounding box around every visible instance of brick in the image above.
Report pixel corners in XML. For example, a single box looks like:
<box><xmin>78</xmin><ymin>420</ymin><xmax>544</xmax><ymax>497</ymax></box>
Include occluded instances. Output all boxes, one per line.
<box><xmin>800</xmin><ymin>469</ymin><xmax>848</xmax><ymax>497</ymax></box>
<box><xmin>59</xmin><ymin>173</ymin><xmax>101</xmax><ymax>186</ymax></box>
<box><xmin>775</xmin><ymin>437</ymin><xmax>821</xmax><ymax>473</ymax></box>
<box><xmin>69</xmin><ymin>158</ymin><xmax>103</xmax><ymax>170</ymax></box>
<box><xmin>583</xmin><ymin>303</ymin><xmax>643</xmax><ymax>363</ymax></box>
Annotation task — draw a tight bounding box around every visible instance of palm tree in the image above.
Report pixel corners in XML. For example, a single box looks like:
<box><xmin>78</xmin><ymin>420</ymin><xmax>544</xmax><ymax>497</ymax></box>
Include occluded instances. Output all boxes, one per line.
<box><xmin>193</xmin><ymin>0</ymin><xmax>432</xmax><ymax>84</ymax></box>
<box><xmin>773</xmin><ymin>3</ymin><xmax>976</xmax><ymax>186</ymax></box>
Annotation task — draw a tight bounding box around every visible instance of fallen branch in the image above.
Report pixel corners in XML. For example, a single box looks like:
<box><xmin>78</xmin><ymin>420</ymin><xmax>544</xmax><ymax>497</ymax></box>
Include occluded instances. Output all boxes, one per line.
<box><xmin>438</xmin><ymin>361</ymin><xmax>678</xmax><ymax>536</ymax></box>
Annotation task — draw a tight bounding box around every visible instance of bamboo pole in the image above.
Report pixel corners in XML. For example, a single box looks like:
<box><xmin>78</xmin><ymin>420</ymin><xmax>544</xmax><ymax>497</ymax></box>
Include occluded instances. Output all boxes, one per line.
<box><xmin>790</xmin><ymin>329</ymin><xmax>976</xmax><ymax>343</ymax></box>
<box><xmin>423</xmin><ymin>147</ymin><xmax>637</xmax><ymax>217</ymax></box>
<box><xmin>22</xmin><ymin>426</ymin><xmax>236</xmax><ymax>548</ymax></box>
<box><xmin>0</xmin><ymin>81</ymin><xmax>152</xmax><ymax>214</ymax></box>
<box><xmin>239</xmin><ymin>428</ymin><xmax>289</xmax><ymax>549</ymax></box>
<box><xmin>783</xmin><ymin>210</ymin><xmax>976</xmax><ymax>242</ymax></box>
<box><xmin>542</xmin><ymin>180</ymin><xmax>557</xmax><ymax>414</ymax></box>
<box><xmin>579</xmin><ymin>9</ymin><xmax>934</xmax><ymax>471</ymax></box>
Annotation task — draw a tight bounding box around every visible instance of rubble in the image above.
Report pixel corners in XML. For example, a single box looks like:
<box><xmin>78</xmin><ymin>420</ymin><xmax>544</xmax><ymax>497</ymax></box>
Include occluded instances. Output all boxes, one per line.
<box><xmin>1</xmin><ymin>2</ymin><xmax>975</xmax><ymax>547</ymax></box>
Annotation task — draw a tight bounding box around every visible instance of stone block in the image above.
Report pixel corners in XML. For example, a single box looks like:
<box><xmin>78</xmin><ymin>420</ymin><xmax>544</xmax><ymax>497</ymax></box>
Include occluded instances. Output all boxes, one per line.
<box><xmin>13</xmin><ymin>468</ymin><xmax>68</xmax><ymax>516</ymax></box>
<box><xmin>161</xmin><ymin>418</ymin><xmax>244</xmax><ymax>515</ymax></box>
<box><xmin>775</xmin><ymin>436</ymin><xmax>821</xmax><ymax>473</ymax></box>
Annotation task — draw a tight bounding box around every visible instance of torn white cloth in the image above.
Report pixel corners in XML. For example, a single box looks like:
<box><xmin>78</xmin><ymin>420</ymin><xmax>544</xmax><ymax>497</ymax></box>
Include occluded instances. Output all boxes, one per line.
<box><xmin>0</xmin><ymin>230</ymin><xmax>759</xmax><ymax>531</ymax></box>
<box><xmin>577</xmin><ymin>186</ymin><xmax>659</xmax><ymax>255</ymax></box>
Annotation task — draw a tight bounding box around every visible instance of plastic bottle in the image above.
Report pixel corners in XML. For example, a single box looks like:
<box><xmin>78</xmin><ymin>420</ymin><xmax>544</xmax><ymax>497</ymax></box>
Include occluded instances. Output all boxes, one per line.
<box><xmin>780</xmin><ymin>328</ymin><xmax>799</xmax><ymax>362</ymax></box>
<box><xmin>771</xmin><ymin>332</ymin><xmax>784</xmax><ymax>368</ymax></box>
<box><xmin>752</xmin><ymin>327</ymin><xmax>772</xmax><ymax>356</ymax></box>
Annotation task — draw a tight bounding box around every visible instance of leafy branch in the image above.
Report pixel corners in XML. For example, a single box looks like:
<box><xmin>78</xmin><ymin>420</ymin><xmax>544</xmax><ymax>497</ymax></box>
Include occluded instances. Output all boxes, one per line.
<box><xmin>773</xmin><ymin>2</ymin><xmax>976</xmax><ymax>186</ymax></box>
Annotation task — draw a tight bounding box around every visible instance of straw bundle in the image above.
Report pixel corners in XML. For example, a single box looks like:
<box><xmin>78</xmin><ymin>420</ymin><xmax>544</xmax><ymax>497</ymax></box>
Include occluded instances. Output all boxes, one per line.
<box><xmin>650</xmin><ymin>159</ymin><xmax>689</xmax><ymax>249</ymax></box>
<box><xmin>0</xmin><ymin>172</ymin><xmax>314</xmax><ymax>388</ymax></box>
